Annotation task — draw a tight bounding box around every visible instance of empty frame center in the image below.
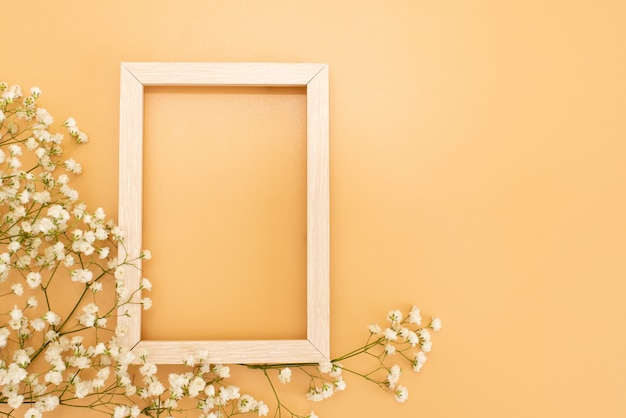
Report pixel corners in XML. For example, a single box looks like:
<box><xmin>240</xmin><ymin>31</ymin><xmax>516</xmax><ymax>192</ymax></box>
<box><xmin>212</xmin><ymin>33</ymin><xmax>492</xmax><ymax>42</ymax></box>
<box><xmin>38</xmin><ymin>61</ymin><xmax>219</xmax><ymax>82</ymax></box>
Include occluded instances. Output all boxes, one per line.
<box><xmin>142</xmin><ymin>86</ymin><xmax>308</xmax><ymax>340</ymax></box>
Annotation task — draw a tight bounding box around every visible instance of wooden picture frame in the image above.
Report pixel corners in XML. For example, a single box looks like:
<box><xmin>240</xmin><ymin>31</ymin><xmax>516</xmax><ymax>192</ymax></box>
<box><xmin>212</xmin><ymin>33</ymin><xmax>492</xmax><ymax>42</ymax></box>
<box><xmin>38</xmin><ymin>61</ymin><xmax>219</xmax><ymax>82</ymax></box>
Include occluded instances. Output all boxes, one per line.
<box><xmin>118</xmin><ymin>62</ymin><xmax>329</xmax><ymax>364</ymax></box>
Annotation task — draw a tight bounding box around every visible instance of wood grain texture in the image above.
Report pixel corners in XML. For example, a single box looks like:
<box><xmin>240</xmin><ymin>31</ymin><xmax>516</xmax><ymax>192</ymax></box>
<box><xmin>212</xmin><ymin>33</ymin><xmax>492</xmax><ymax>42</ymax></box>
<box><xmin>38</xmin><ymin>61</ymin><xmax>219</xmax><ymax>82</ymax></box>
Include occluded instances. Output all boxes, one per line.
<box><xmin>137</xmin><ymin>340</ymin><xmax>327</xmax><ymax>365</ymax></box>
<box><xmin>118</xmin><ymin>63</ymin><xmax>329</xmax><ymax>364</ymax></box>
<box><xmin>118</xmin><ymin>65</ymin><xmax>144</xmax><ymax>348</ymax></box>
<box><xmin>122</xmin><ymin>62</ymin><xmax>326</xmax><ymax>86</ymax></box>
<box><xmin>306</xmin><ymin>65</ymin><xmax>330</xmax><ymax>358</ymax></box>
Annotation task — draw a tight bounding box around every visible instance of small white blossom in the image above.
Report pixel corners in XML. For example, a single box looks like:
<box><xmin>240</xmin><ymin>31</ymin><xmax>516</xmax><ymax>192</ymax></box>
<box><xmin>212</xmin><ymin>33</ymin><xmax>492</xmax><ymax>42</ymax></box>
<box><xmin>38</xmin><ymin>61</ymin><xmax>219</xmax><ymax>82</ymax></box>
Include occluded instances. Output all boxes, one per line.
<box><xmin>70</xmin><ymin>268</ymin><xmax>93</xmax><ymax>283</ymax></box>
<box><xmin>409</xmin><ymin>306</ymin><xmax>422</xmax><ymax>325</ymax></box>
<box><xmin>141</xmin><ymin>297</ymin><xmax>152</xmax><ymax>310</ymax></box>
<box><xmin>24</xmin><ymin>408</ymin><xmax>42</xmax><ymax>418</ymax></box>
<box><xmin>43</xmin><ymin>311</ymin><xmax>61</xmax><ymax>326</ymax></box>
<box><xmin>387</xmin><ymin>365</ymin><xmax>402</xmax><ymax>389</ymax></box>
<box><xmin>63</xmin><ymin>158</ymin><xmax>82</xmax><ymax>174</ymax></box>
<box><xmin>11</xmin><ymin>283</ymin><xmax>23</xmax><ymax>296</ymax></box>
<box><xmin>413</xmin><ymin>351</ymin><xmax>427</xmax><ymax>372</ymax></box>
<box><xmin>26</xmin><ymin>272</ymin><xmax>42</xmax><ymax>288</ymax></box>
<box><xmin>430</xmin><ymin>317</ymin><xmax>442</xmax><ymax>331</ymax></box>
<box><xmin>140</xmin><ymin>277</ymin><xmax>152</xmax><ymax>290</ymax></box>
<box><xmin>214</xmin><ymin>364</ymin><xmax>230</xmax><ymax>378</ymax></box>
<box><xmin>368</xmin><ymin>323</ymin><xmax>382</xmax><ymax>334</ymax></box>
<box><xmin>237</xmin><ymin>394</ymin><xmax>258</xmax><ymax>413</ymax></box>
<box><xmin>257</xmin><ymin>401</ymin><xmax>269</xmax><ymax>416</ymax></box>
<box><xmin>0</xmin><ymin>327</ymin><xmax>10</xmax><ymax>347</ymax></box>
<box><xmin>334</xmin><ymin>377</ymin><xmax>347</xmax><ymax>391</ymax></box>
<box><xmin>278</xmin><ymin>367</ymin><xmax>292</xmax><ymax>384</ymax></box>
<box><xmin>384</xmin><ymin>328</ymin><xmax>398</xmax><ymax>341</ymax></box>
<box><xmin>387</xmin><ymin>309</ymin><xmax>403</xmax><ymax>324</ymax></box>
<box><xmin>394</xmin><ymin>385</ymin><xmax>409</xmax><ymax>403</ymax></box>
<box><xmin>318</xmin><ymin>361</ymin><xmax>333</xmax><ymax>374</ymax></box>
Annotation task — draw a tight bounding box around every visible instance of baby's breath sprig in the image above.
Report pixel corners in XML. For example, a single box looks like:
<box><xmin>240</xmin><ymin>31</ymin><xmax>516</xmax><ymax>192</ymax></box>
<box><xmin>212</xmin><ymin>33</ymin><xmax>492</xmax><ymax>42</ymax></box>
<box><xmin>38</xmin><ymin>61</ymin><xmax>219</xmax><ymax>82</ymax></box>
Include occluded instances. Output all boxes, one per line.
<box><xmin>250</xmin><ymin>305</ymin><xmax>441</xmax><ymax>417</ymax></box>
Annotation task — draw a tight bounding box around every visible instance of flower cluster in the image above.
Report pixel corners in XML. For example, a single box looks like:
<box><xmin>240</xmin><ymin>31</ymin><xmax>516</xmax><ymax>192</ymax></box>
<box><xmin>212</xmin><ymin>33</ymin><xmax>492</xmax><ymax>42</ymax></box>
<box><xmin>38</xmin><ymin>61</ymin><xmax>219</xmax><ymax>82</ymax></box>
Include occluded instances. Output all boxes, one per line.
<box><xmin>251</xmin><ymin>306</ymin><xmax>441</xmax><ymax>417</ymax></box>
<box><xmin>0</xmin><ymin>82</ymin><xmax>150</xmax><ymax>417</ymax></box>
<box><xmin>0</xmin><ymin>81</ymin><xmax>441</xmax><ymax>418</ymax></box>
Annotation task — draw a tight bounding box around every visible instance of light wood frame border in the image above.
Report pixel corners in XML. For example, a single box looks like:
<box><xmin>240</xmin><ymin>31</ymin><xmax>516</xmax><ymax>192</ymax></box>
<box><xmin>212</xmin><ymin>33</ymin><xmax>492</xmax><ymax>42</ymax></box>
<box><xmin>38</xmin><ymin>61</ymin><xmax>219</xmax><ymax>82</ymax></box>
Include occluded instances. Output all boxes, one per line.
<box><xmin>118</xmin><ymin>63</ymin><xmax>329</xmax><ymax>364</ymax></box>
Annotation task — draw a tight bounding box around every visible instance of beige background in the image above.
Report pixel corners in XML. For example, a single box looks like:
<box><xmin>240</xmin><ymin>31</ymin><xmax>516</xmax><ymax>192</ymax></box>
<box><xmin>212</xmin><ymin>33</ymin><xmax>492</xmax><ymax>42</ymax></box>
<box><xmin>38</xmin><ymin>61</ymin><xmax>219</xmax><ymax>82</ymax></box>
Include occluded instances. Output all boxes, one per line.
<box><xmin>2</xmin><ymin>1</ymin><xmax>625</xmax><ymax>417</ymax></box>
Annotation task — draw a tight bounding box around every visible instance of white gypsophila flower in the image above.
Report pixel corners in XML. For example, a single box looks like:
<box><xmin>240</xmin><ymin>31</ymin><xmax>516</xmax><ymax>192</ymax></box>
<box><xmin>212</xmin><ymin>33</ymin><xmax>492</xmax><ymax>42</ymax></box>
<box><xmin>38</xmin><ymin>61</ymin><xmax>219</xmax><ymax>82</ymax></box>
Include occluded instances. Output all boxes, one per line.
<box><xmin>11</xmin><ymin>283</ymin><xmax>23</xmax><ymax>296</ymax></box>
<box><xmin>13</xmin><ymin>349</ymin><xmax>31</xmax><ymax>367</ymax></box>
<box><xmin>141</xmin><ymin>277</ymin><xmax>152</xmax><ymax>290</ymax></box>
<box><xmin>257</xmin><ymin>401</ymin><xmax>269</xmax><ymax>416</ymax></box>
<box><xmin>430</xmin><ymin>317</ymin><xmax>442</xmax><ymax>331</ymax></box>
<box><xmin>413</xmin><ymin>351</ymin><xmax>427</xmax><ymax>372</ymax></box>
<box><xmin>328</xmin><ymin>363</ymin><xmax>342</xmax><ymax>378</ymax></box>
<box><xmin>278</xmin><ymin>367</ymin><xmax>292</xmax><ymax>384</ymax></box>
<box><xmin>308</xmin><ymin>412</ymin><xmax>318</xmax><ymax>418</ymax></box>
<box><xmin>32</xmin><ymin>191</ymin><xmax>51</xmax><ymax>204</ymax></box>
<box><xmin>63</xmin><ymin>117</ymin><xmax>77</xmax><ymax>128</ymax></box>
<box><xmin>63</xmin><ymin>255</ymin><xmax>75</xmax><ymax>267</ymax></box>
<box><xmin>394</xmin><ymin>385</ymin><xmax>409</xmax><ymax>403</ymax></box>
<box><xmin>8</xmin><ymin>144</ymin><xmax>22</xmax><ymax>156</ymax></box>
<box><xmin>318</xmin><ymin>361</ymin><xmax>333</xmax><ymax>374</ymax></box>
<box><xmin>385</xmin><ymin>344</ymin><xmax>396</xmax><ymax>355</ymax></box>
<box><xmin>8</xmin><ymin>241</ymin><xmax>19</xmax><ymax>253</ymax></box>
<box><xmin>141</xmin><ymin>249</ymin><xmax>152</xmax><ymax>260</ymax></box>
<box><xmin>305</xmin><ymin>388</ymin><xmax>324</xmax><ymax>402</ymax></box>
<box><xmin>98</xmin><ymin>247</ymin><xmax>110</xmax><ymax>260</ymax></box>
<box><xmin>140</xmin><ymin>362</ymin><xmax>157</xmax><ymax>377</ymax></box>
<box><xmin>214</xmin><ymin>364</ymin><xmax>230</xmax><ymax>378</ymax></box>
<box><xmin>74</xmin><ymin>380</ymin><xmax>93</xmax><ymax>399</ymax></box>
<box><xmin>30</xmin><ymin>318</ymin><xmax>46</xmax><ymax>332</ymax></box>
<box><xmin>188</xmin><ymin>376</ymin><xmax>206</xmax><ymax>397</ymax></box>
<box><xmin>387</xmin><ymin>365</ymin><xmax>401</xmax><ymax>389</ymax></box>
<box><xmin>76</xmin><ymin>132</ymin><xmax>88</xmax><ymax>143</ymax></box>
<box><xmin>8</xmin><ymin>394</ymin><xmax>24</xmax><ymax>409</ymax></box>
<box><xmin>38</xmin><ymin>395</ymin><xmax>60</xmax><ymax>412</ymax></box>
<box><xmin>218</xmin><ymin>385</ymin><xmax>240</xmax><ymax>404</ymax></box>
<box><xmin>24</xmin><ymin>407</ymin><xmax>42</xmax><ymax>418</ymax></box>
<box><xmin>368</xmin><ymin>323</ymin><xmax>382</xmax><ymax>334</ymax></box>
<box><xmin>334</xmin><ymin>377</ymin><xmax>347</xmax><ymax>391</ymax></box>
<box><xmin>398</xmin><ymin>326</ymin><xmax>409</xmax><ymax>340</ymax></box>
<box><xmin>141</xmin><ymin>297</ymin><xmax>152</xmax><ymax>310</ymax></box>
<box><xmin>147</xmin><ymin>380</ymin><xmax>165</xmax><ymax>396</ymax></box>
<box><xmin>0</xmin><ymin>327</ymin><xmax>11</xmax><ymax>347</ymax></box>
<box><xmin>35</xmin><ymin>107</ymin><xmax>53</xmax><ymax>126</ymax></box>
<box><xmin>5</xmin><ymin>362</ymin><xmax>27</xmax><ymax>384</ymax></box>
<box><xmin>321</xmin><ymin>383</ymin><xmax>334</xmax><ymax>399</ymax></box>
<box><xmin>113</xmin><ymin>405</ymin><xmax>129</xmax><ymax>418</ymax></box>
<box><xmin>384</xmin><ymin>328</ymin><xmax>398</xmax><ymax>341</ymax></box>
<box><xmin>387</xmin><ymin>309</ymin><xmax>403</xmax><ymax>324</ymax></box>
<box><xmin>43</xmin><ymin>311</ymin><xmax>61</xmax><ymax>326</ymax></box>
<box><xmin>70</xmin><ymin>268</ymin><xmax>93</xmax><ymax>283</ymax></box>
<box><xmin>26</xmin><ymin>272</ymin><xmax>42</xmax><ymax>288</ymax></box>
<box><xmin>63</xmin><ymin>158</ymin><xmax>82</xmax><ymax>174</ymax></box>
<box><xmin>238</xmin><ymin>394</ymin><xmax>258</xmax><ymax>413</ymax></box>
<box><xmin>27</xmin><ymin>297</ymin><xmax>38</xmax><ymax>308</ymax></box>
<box><xmin>409</xmin><ymin>306</ymin><xmax>422</xmax><ymax>325</ymax></box>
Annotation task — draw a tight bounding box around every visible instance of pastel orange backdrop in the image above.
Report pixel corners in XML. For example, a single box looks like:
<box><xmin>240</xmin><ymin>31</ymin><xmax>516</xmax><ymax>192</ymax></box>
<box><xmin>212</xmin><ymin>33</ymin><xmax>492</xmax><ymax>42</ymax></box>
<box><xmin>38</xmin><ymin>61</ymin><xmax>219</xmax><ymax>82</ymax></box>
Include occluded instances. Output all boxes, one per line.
<box><xmin>2</xmin><ymin>1</ymin><xmax>626</xmax><ymax>417</ymax></box>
